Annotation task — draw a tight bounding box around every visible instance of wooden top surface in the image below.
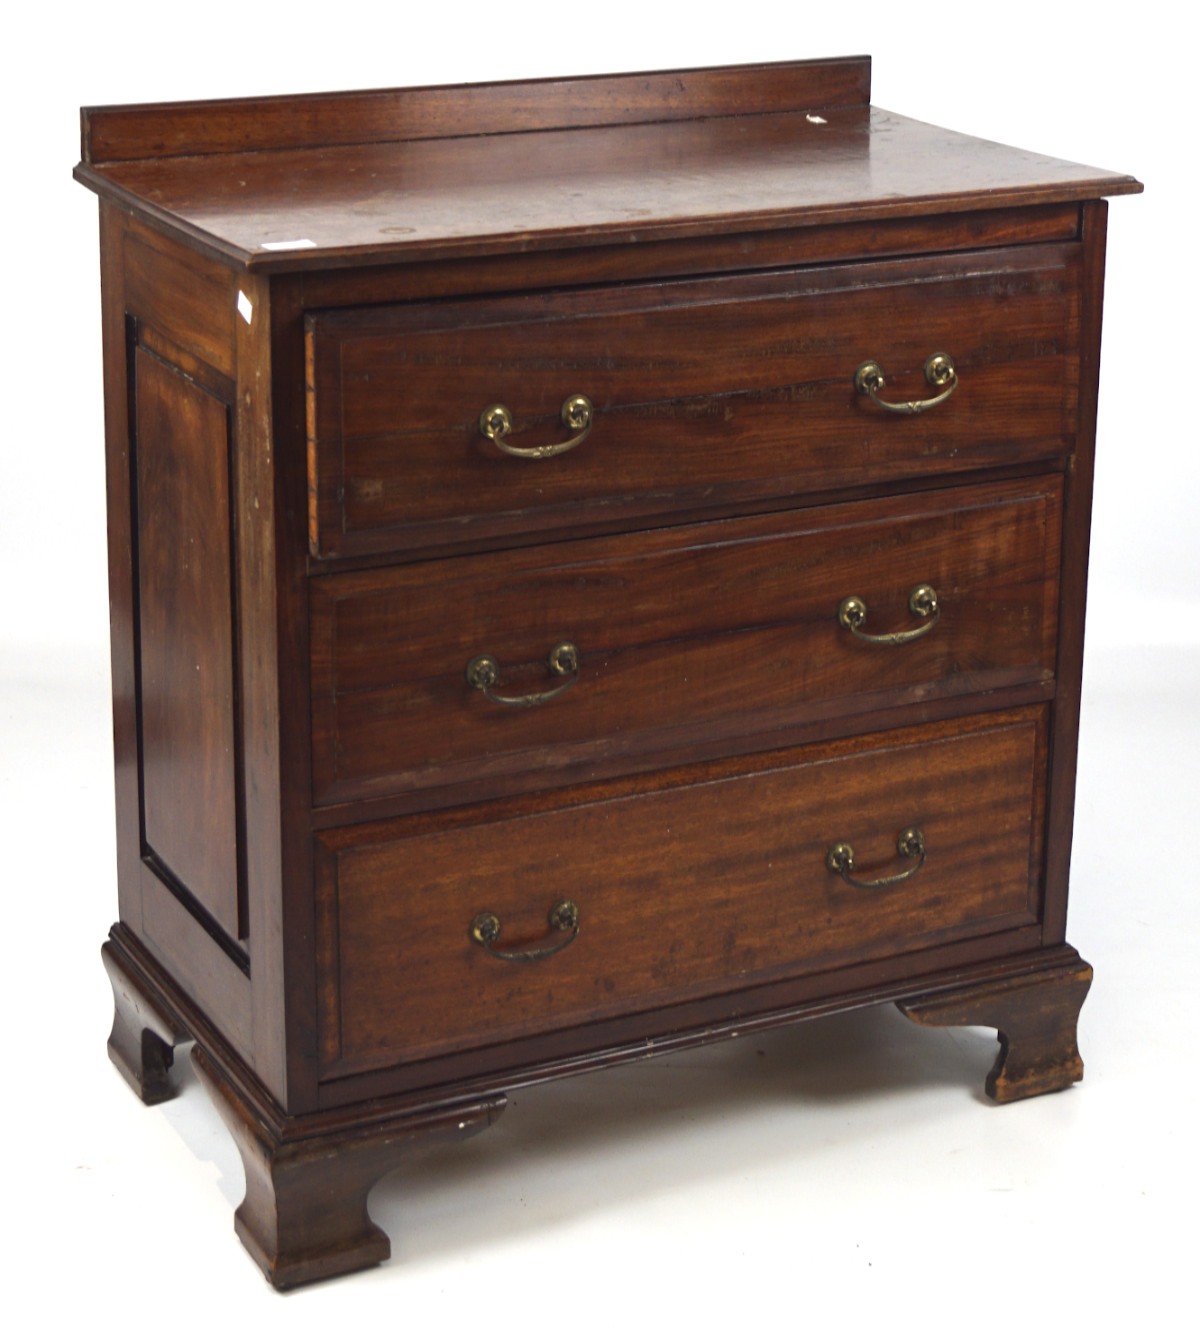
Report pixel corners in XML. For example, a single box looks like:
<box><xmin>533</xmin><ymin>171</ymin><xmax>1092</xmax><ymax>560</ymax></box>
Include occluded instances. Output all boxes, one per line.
<box><xmin>74</xmin><ymin>59</ymin><xmax>1141</xmax><ymax>272</ymax></box>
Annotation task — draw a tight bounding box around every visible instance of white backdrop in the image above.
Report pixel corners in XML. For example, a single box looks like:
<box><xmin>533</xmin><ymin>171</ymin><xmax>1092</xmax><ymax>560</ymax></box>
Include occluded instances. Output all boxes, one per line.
<box><xmin>3</xmin><ymin>4</ymin><xmax>1194</xmax><ymax>1325</ymax></box>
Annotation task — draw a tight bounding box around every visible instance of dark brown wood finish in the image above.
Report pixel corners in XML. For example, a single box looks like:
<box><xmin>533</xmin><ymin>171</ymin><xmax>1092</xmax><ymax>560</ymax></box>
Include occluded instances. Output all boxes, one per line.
<box><xmin>192</xmin><ymin>1045</ymin><xmax>507</xmax><ymax>1288</ymax></box>
<box><xmin>124</xmin><ymin>220</ymin><xmax>236</xmax><ymax>377</ymax></box>
<box><xmin>100</xmin><ymin>203</ymin><xmax>256</xmax><ymax>1065</ymax></box>
<box><xmin>296</xmin><ymin>205</ymin><xmax>1083</xmax><ymax>312</ymax></box>
<box><xmin>266</xmin><ymin>272</ymin><xmax>323</xmax><ymax>1113</ymax></box>
<box><xmin>82</xmin><ymin>57</ymin><xmax>873</xmax><ymax>164</ymax></box>
<box><xmin>311</xmin><ymin>679</ymin><xmax>1059</xmax><ymax>836</ymax></box>
<box><xmin>74</xmin><ymin>58</ymin><xmax>1138</xmax><ymax>273</ymax></box>
<box><xmin>98</xmin><ymin>204</ymin><xmax>142</xmax><ymax>937</ymax></box>
<box><xmin>311</xmin><ymin>479</ymin><xmax>1061</xmax><ymax>807</ymax></box>
<box><xmin>105</xmin><ymin>902</ymin><xmax>1087</xmax><ymax>1278</ymax></box>
<box><xmin>1042</xmin><ymin>199</ymin><xmax>1109</xmax><ymax>945</ymax></box>
<box><xmin>317</xmin><ymin>709</ymin><xmax>1044</xmax><ymax>1080</ymax></box>
<box><xmin>74</xmin><ymin>106</ymin><xmax>1139</xmax><ymax>273</ymax></box>
<box><xmin>235</xmin><ymin>266</ymin><xmax>293</xmax><ymax>1106</ymax></box>
<box><xmin>898</xmin><ymin>955</ymin><xmax>1093</xmax><ymax>1101</ymax></box>
<box><xmin>100</xmin><ymin>894</ymin><xmax>1055</xmax><ymax>1118</ymax></box>
<box><xmin>134</xmin><ymin>345</ymin><xmax>243</xmax><ymax>944</ymax></box>
<box><xmin>102</xmin><ymin>938</ymin><xmax>189</xmax><ymax>1104</ymax></box>
<box><xmin>307</xmin><ymin>246</ymin><xmax>1078</xmax><ymax>559</ymax></box>
<box><xmin>77</xmin><ymin>58</ymin><xmax>1139</xmax><ymax>1286</ymax></box>
<box><xmin>305</xmin><ymin>698</ymin><xmax>1055</xmax><ymax>1104</ymax></box>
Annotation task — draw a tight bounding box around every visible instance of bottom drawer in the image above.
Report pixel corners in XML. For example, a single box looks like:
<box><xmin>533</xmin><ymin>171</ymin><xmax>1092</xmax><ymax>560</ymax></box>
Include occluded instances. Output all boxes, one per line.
<box><xmin>315</xmin><ymin>709</ymin><xmax>1044</xmax><ymax>1079</ymax></box>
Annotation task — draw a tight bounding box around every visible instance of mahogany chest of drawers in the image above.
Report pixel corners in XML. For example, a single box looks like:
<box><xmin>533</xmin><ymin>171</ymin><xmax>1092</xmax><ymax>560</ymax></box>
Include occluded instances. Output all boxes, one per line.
<box><xmin>75</xmin><ymin>57</ymin><xmax>1140</xmax><ymax>1287</ymax></box>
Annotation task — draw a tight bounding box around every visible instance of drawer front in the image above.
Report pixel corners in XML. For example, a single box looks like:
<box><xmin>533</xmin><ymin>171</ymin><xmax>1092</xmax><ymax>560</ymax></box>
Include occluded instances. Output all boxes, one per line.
<box><xmin>315</xmin><ymin>710</ymin><xmax>1045</xmax><ymax>1079</ymax></box>
<box><xmin>311</xmin><ymin>477</ymin><xmax>1060</xmax><ymax>807</ymax></box>
<box><xmin>306</xmin><ymin>244</ymin><xmax>1079</xmax><ymax>558</ymax></box>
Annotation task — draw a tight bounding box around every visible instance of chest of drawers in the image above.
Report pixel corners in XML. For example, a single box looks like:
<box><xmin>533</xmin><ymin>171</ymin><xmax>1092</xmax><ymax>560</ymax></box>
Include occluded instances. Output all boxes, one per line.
<box><xmin>75</xmin><ymin>57</ymin><xmax>1140</xmax><ymax>1288</ymax></box>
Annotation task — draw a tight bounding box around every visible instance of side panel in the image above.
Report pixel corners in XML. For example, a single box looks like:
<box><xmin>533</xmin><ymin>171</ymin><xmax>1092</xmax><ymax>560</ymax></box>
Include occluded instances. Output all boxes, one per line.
<box><xmin>1042</xmin><ymin>201</ymin><xmax>1109</xmax><ymax>940</ymax></box>
<box><xmin>134</xmin><ymin>345</ymin><xmax>242</xmax><ymax>942</ymax></box>
<box><xmin>98</xmin><ymin>202</ymin><xmax>255</xmax><ymax>1064</ymax></box>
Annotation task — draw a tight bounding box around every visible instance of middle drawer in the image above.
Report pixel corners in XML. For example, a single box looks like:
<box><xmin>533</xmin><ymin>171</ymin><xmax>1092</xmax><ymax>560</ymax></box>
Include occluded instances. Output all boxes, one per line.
<box><xmin>310</xmin><ymin>476</ymin><xmax>1061</xmax><ymax>807</ymax></box>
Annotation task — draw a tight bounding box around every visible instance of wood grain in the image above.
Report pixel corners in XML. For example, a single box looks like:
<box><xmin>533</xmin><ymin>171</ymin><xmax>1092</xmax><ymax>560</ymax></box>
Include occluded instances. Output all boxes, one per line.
<box><xmin>307</xmin><ymin>245</ymin><xmax>1079</xmax><ymax>558</ymax></box>
<box><xmin>97</xmin><ymin>204</ymin><xmax>143</xmax><ymax>935</ymax></box>
<box><xmin>316</xmin><ymin>709</ymin><xmax>1044</xmax><ymax>1078</ymax></box>
<box><xmin>134</xmin><ymin>345</ymin><xmax>243</xmax><ymax>944</ymax></box>
<box><xmin>77</xmin><ymin>59</ymin><xmax>1139</xmax><ymax>1282</ymax></box>
<box><xmin>99</xmin><ymin>211</ymin><xmax>256</xmax><ymax>1068</ymax></box>
<box><xmin>233</xmin><ymin>266</ymin><xmax>292</xmax><ymax>1106</ymax></box>
<box><xmin>899</xmin><ymin>954</ymin><xmax>1092</xmax><ymax>1101</ymax></box>
<box><xmin>192</xmin><ymin>1042</ymin><xmax>506</xmax><ymax>1288</ymax></box>
<box><xmin>1042</xmin><ymin>200</ymin><xmax>1109</xmax><ymax>945</ymax></box>
<box><xmin>124</xmin><ymin>219</ymin><xmax>236</xmax><ymax>377</ymax></box>
<box><xmin>101</xmin><ymin>937</ymin><xmax>189</xmax><ymax>1104</ymax></box>
<box><xmin>296</xmin><ymin>205</ymin><xmax>1082</xmax><ymax>312</ymax></box>
<box><xmin>312</xmin><ymin>478</ymin><xmax>1061</xmax><ymax>807</ymax></box>
<box><xmin>81</xmin><ymin>57</ymin><xmax>873</xmax><ymax>163</ymax></box>
<box><xmin>75</xmin><ymin>103</ymin><xmax>1140</xmax><ymax>272</ymax></box>
<box><xmin>263</xmin><ymin>274</ymin><xmax>324</xmax><ymax>1113</ymax></box>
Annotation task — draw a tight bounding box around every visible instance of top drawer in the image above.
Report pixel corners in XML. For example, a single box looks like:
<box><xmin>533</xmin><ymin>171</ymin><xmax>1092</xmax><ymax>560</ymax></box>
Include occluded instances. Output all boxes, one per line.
<box><xmin>306</xmin><ymin>244</ymin><xmax>1080</xmax><ymax>559</ymax></box>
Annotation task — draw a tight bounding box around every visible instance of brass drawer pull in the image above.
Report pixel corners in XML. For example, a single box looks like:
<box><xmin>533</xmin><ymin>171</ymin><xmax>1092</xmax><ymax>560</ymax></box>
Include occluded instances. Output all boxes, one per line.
<box><xmin>479</xmin><ymin>394</ymin><xmax>593</xmax><ymax>458</ymax></box>
<box><xmin>466</xmin><ymin>641</ymin><xmax>580</xmax><ymax>708</ymax></box>
<box><xmin>827</xmin><ymin>827</ymin><xmax>926</xmax><ymax>889</ymax></box>
<box><xmin>471</xmin><ymin>900</ymin><xmax>580</xmax><ymax>962</ymax></box>
<box><xmin>854</xmin><ymin>352</ymin><xmax>957</xmax><ymax>415</ymax></box>
<box><xmin>838</xmin><ymin>583</ymin><xmax>939</xmax><ymax>645</ymax></box>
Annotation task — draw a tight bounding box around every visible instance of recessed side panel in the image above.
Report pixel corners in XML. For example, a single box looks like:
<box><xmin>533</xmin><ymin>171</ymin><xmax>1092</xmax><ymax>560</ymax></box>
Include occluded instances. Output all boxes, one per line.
<box><xmin>134</xmin><ymin>342</ymin><xmax>244</xmax><ymax>948</ymax></box>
